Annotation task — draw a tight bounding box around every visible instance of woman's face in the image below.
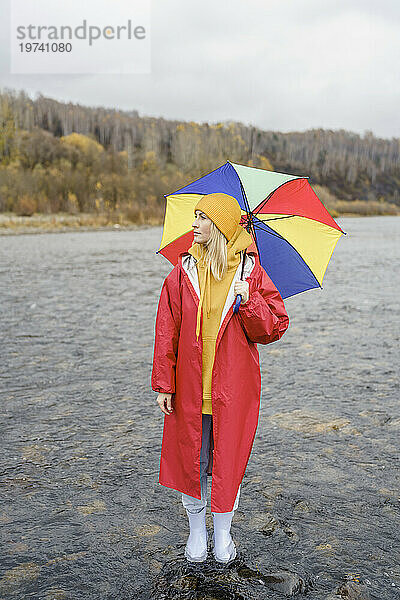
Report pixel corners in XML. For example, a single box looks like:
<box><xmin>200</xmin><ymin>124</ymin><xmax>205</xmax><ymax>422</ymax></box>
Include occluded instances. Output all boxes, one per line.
<box><xmin>192</xmin><ymin>210</ymin><xmax>212</xmax><ymax>244</ymax></box>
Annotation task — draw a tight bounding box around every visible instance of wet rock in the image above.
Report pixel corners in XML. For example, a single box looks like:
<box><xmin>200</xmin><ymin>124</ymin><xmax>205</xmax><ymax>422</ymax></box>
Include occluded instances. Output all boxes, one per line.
<box><xmin>260</xmin><ymin>517</ymin><xmax>279</xmax><ymax>537</ymax></box>
<box><xmin>358</xmin><ymin>409</ymin><xmax>392</xmax><ymax>426</ymax></box>
<box><xmin>76</xmin><ymin>499</ymin><xmax>106</xmax><ymax>514</ymax></box>
<box><xmin>0</xmin><ymin>562</ymin><xmax>41</xmax><ymax>594</ymax></box>
<box><xmin>8</xmin><ymin>541</ymin><xmax>29</xmax><ymax>553</ymax></box>
<box><xmin>45</xmin><ymin>551</ymin><xmax>88</xmax><ymax>566</ymax></box>
<box><xmin>251</xmin><ymin>511</ymin><xmax>299</xmax><ymax>542</ymax></box>
<box><xmin>135</xmin><ymin>524</ymin><xmax>161</xmax><ymax>536</ymax></box>
<box><xmin>21</xmin><ymin>443</ymin><xmax>48</xmax><ymax>463</ymax></box>
<box><xmin>315</xmin><ymin>542</ymin><xmax>336</xmax><ymax>556</ymax></box>
<box><xmin>43</xmin><ymin>588</ymin><xmax>68</xmax><ymax>600</ymax></box>
<box><xmin>252</xmin><ymin>511</ymin><xmax>279</xmax><ymax>536</ymax></box>
<box><xmin>293</xmin><ymin>499</ymin><xmax>311</xmax><ymax>513</ymax></box>
<box><xmin>269</xmin><ymin>408</ymin><xmax>351</xmax><ymax>434</ymax></box>
<box><xmin>237</xmin><ymin>563</ymin><xmax>313</xmax><ymax>595</ymax></box>
<box><xmin>153</xmin><ymin>558</ymin><xmax>315</xmax><ymax>598</ymax></box>
<box><xmin>172</xmin><ymin>573</ymin><xmax>200</xmax><ymax>591</ymax></box>
<box><xmin>335</xmin><ymin>580</ymin><xmax>371</xmax><ymax>599</ymax></box>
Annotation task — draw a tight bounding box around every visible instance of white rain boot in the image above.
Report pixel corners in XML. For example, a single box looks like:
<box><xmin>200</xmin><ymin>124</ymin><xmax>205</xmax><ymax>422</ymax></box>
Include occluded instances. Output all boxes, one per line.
<box><xmin>184</xmin><ymin>506</ymin><xmax>208</xmax><ymax>562</ymax></box>
<box><xmin>212</xmin><ymin>510</ymin><xmax>237</xmax><ymax>564</ymax></box>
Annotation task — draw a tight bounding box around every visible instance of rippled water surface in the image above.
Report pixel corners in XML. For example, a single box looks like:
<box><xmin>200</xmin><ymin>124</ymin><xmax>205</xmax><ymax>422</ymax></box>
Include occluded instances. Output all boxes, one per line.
<box><xmin>1</xmin><ymin>217</ymin><xmax>399</xmax><ymax>599</ymax></box>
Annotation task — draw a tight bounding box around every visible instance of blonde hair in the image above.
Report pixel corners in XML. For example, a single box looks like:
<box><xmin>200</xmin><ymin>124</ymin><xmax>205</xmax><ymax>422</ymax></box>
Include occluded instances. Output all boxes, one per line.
<box><xmin>196</xmin><ymin>221</ymin><xmax>229</xmax><ymax>281</ymax></box>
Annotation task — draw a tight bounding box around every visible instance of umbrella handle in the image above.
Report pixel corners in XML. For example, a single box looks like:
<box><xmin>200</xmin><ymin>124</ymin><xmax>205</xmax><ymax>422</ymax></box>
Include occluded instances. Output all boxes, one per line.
<box><xmin>233</xmin><ymin>249</ymin><xmax>247</xmax><ymax>314</ymax></box>
<box><xmin>233</xmin><ymin>294</ymin><xmax>242</xmax><ymax>314</ymax></box>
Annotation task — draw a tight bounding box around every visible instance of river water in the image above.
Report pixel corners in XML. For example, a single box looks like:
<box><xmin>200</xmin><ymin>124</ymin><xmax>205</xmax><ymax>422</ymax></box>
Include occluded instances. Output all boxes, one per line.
<box><xmin>0</xmin><ymin>216</ymin><xmax>399</xmax><ymax>599</ymax></box>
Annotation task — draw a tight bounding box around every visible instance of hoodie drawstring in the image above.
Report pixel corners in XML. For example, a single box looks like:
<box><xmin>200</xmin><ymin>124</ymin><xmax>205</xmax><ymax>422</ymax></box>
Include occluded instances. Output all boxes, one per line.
<box><xmin>196</xmin><ymin>259</ymin><xmax>211</xmax><ymax>341</ymax></box>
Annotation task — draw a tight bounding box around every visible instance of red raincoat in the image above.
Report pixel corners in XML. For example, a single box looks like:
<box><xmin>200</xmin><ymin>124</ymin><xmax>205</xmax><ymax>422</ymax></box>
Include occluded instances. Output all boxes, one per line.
<box><xmin>151</xmin><ymin>249</ymin><xmax>289</xmax><ymax>512</ymax></box>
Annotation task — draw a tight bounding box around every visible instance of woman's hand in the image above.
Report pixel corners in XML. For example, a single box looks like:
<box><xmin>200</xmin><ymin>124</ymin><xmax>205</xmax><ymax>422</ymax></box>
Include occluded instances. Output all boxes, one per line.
<box><xmin>157</xmin><ymin>392</ymin><xmax>174</xmax><ymax>415</ymax></box>
<box><xmin>234</xmin><ymin>280</ymin><xmax>249</xmax><ymax>304</ymax></box>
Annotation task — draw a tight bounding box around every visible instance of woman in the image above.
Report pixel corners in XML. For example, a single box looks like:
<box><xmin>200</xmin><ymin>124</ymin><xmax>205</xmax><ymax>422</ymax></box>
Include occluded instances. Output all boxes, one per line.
<box><xmin>151</xmin><ymin>192</ymin><xmax>289</xmax><ymax>564</ymax></box>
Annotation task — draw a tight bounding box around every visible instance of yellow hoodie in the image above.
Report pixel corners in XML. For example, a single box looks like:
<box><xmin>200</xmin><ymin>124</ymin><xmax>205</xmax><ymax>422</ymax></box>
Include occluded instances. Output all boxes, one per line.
<box><xmin>187</xmin><ymin>224</ymin><xmax>253</xmax><ymax>414</ymax></box>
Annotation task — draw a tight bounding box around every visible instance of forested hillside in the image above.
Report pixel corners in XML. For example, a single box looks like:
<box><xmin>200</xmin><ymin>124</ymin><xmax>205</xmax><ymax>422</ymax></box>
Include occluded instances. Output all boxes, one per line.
<box><xmin>1</xmin><ymin>88</ymin><xmax>399</xmax><ymax>221</ymax></box>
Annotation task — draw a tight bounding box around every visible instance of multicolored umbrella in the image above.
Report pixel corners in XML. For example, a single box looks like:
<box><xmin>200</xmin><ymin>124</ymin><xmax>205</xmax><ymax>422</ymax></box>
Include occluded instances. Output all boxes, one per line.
<box><xmin>156</xmin><ymin>160</ymin><xmax>346</xmax><ymax>300</ymax></box>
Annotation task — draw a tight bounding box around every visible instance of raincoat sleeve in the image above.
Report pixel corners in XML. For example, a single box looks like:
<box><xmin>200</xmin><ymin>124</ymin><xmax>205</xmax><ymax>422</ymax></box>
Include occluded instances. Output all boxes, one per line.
<box><xmin>237</xmin><ymin>264</ymin><xmax>289</xmax><ymax>345</ymax></box>
<box><xmin>151</xmin><ymin>266</ymin><xmax>182</xmax><ymax>394</ymax></box>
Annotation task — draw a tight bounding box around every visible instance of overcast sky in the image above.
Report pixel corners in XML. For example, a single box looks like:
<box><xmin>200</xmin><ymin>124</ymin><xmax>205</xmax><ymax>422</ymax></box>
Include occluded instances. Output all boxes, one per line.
<box><xmin>1</xmin><ymin>0</ymin><xmax>399</xmax><ymax>139</ymax></box>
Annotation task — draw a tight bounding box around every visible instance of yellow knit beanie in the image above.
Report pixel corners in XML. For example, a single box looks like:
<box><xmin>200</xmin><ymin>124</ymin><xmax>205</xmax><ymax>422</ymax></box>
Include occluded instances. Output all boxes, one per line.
<box><xmin>194</xmin><ymin>193</ymin><xmax>242</xmax><ymax>241</ymax></box>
